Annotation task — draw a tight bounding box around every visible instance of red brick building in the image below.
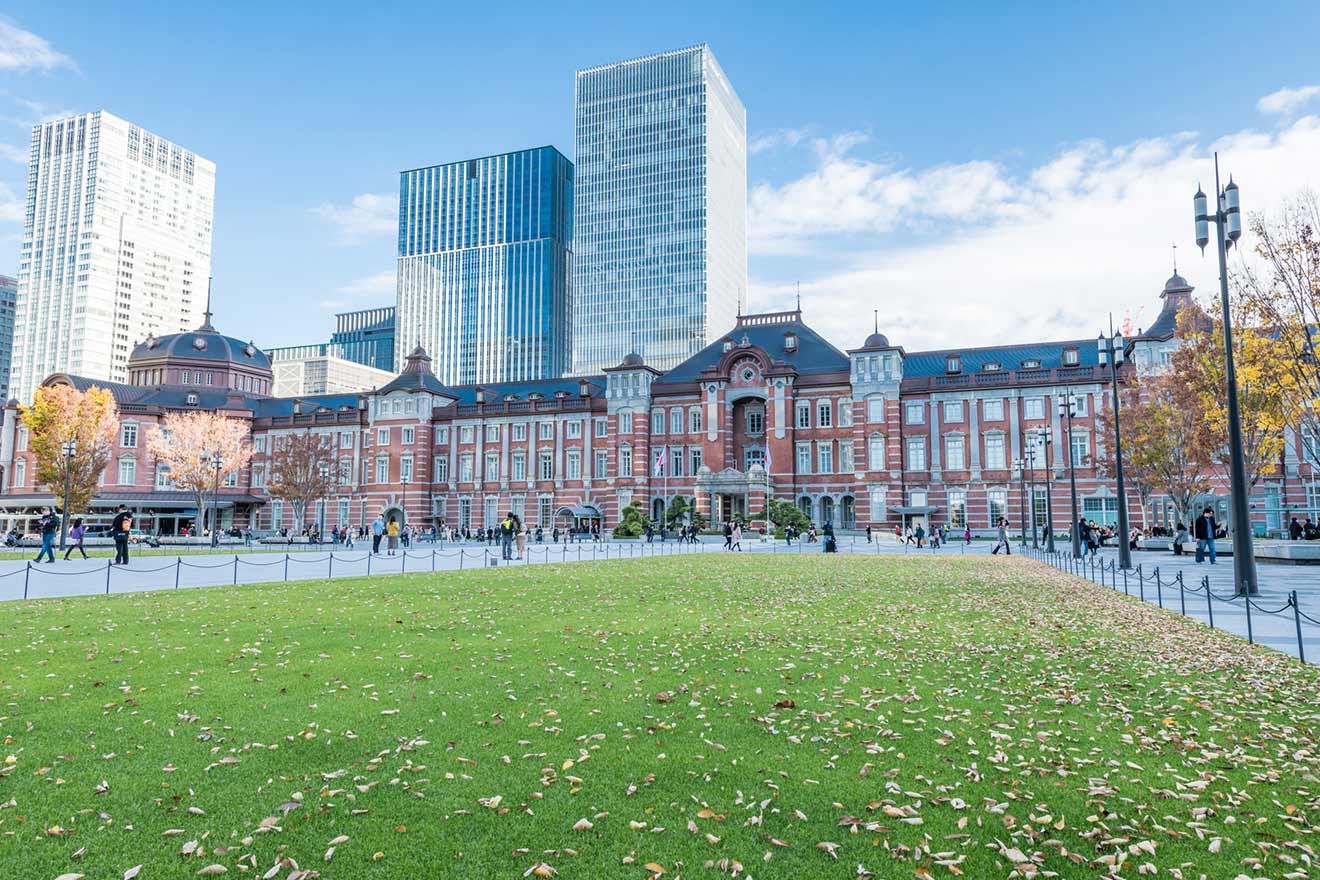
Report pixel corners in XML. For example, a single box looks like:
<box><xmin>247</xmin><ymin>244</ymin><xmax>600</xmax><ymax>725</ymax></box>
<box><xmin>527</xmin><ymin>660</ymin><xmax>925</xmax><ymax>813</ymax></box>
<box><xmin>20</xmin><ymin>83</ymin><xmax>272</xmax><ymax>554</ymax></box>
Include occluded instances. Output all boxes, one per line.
<box><xmin>1</xmin><ymin>272</ymin><xmax>1316</xmax><ymax>537</ymax></box>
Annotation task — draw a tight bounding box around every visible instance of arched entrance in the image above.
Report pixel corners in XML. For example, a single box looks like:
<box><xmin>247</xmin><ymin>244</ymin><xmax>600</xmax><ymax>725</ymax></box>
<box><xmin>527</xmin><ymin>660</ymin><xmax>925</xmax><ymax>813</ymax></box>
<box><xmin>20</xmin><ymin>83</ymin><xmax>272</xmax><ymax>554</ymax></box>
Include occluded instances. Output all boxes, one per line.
<box><xmin>382</xmin><ymin>505</ymin><xmax>405</xmax><ymax>531</ymax></box>
<box><xmin>840</xmin><ymin>496</ymin><xmax>856</xmax><ymax>529</ymax></box>
<box><xmin>798</xmin><ymin>495</ymin><xmax>813</xmax><ymax>521</ymax></box>
<box><xmin>652</xmin><ymin>497</ymin><xmax>666</xmax><ymax>523</ymax></box>
<box><xmin>820</xmin><ymin>496</ymin><xmax>836</xmax><ymax>526</ymax></box>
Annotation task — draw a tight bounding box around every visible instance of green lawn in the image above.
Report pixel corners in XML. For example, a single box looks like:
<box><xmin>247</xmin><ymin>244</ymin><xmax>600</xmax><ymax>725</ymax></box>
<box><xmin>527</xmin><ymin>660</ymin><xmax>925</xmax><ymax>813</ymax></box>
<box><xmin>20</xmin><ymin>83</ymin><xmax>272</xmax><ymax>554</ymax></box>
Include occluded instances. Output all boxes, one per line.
<box><xmin>2</xmin><ymin>556</ymin><xmax>1318</xmax><ymax>879</ymax></box>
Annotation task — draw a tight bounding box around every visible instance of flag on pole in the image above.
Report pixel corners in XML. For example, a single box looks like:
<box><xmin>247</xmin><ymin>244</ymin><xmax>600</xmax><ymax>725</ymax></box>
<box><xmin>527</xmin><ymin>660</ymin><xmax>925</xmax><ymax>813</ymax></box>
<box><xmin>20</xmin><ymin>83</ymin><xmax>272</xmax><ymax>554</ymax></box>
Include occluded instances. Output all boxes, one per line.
<box><xmin>654</xmin><ymin>446</ymin><xmax>667</xmax><ymax>476</ymax></box>
<box><xmin>764</xmin><ymin>446</ymin><xmax>772</xmax><ymax>474</ymax></box>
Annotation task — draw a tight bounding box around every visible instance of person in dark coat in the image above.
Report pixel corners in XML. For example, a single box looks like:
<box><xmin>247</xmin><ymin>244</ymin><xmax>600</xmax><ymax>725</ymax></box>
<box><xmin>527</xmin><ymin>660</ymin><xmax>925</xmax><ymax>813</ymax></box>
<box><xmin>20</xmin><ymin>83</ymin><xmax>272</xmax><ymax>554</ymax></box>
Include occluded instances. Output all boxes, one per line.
<box><xmin>1193</xmin><ymin>506</ymin><xmax>1219</xmax><ymax>564</ymax></box>
<box><xmin>1289</xmin><ymin>516</ymin><xmax>1303</xmax><ymax>541</ymax></box>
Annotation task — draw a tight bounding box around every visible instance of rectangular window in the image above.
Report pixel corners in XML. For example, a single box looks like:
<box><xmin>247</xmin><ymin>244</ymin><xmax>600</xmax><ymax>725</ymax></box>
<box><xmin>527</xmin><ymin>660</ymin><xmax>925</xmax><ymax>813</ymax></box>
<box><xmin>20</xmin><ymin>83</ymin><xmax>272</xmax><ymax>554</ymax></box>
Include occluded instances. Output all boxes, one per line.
<box><xmin>461</xmin><ymin>425</ymin><xmax>475</xmax><ymax>443</ymax></box>
<box><xmin>669</xmin><ymin>408</ymin><xmax>683</xmax><ymax>434</ymax></box>
<box><xmin>223</xmin><ymin>469</ymin><xmax>237</xmax><ymax>488</ymax></box>
<box><xmin>338</xmin><ymin>459</ymin><xmax>351</xmax><ymax>485</ymax></box>
<box><xmin>538</xmin><ymin>422</ymin><xmax>554</xmax><ymax>440</ymax></box>
<box><xmin>868</xmin><ymin>434</ymin><xmax>885</xmax><ymax>471</ymax></box>
<box><xmin>340</xmin><ymin>431</ymin><xmax>353</xmax><ymax>449</ymax></box>
<box><xmin>567</xmin><ymin>420</ymin><xmax>582</xmax><ymax>439</ymax></box>
<box><xmin>870</xmin><ymin>487</ymin><xmax>886</xmax><ymax>521</ymax></box>
<box><xmin>253</xmin><ymin>435</ymin><xmax>266</xmax><ymax>454</ymax></box>
<box><xmin>988</xmin><ymin>488</ymin><xmax>1007</xmax><ymax>525</ymax></box>
<box><xmin>1024</xmin><ymin>397</ymin><xmax>1045</xmax><ymax>420</ymax></box>
<box><xmin>458</xmin><ymin>498</ymin><xmax>471</xmax><ymax>531</ymax></box>
<box><xmin>271</xmin><ymin>501</ymin><xmax>283</xmax><ymax>529</ymax></box>
<box><xmin>484</xmin><ymin>452</ymin><xmax>499</xmax><ymax>482</ymax></box>
<box><xmin>512</xmin><ymin>451</ymin><xmax>527</xmax><ymax>481</ymax></box>
<box><xmin>338</xmin><ymin>500</ymin><xmax>350</xmax><ymax>525</ymax></box>
<box><xmin>595</xmin><ymin>449</ymin><xmax>608</xmax><ymax>478</ymax></box>
<box><xmin>251</xmin><ymin>464</ymin><xmax>265</xmax><ymax>488</ymax></box>
<box><xmin>513</xmin><ymin>422</ymin><xmax>528</xmax><ymax>442</ymax></box>
<box><xmin>948</xmin><ymin>490</ymin><xmax>966</xmax><ymax>527</ymax></box>
<box><xmin>984</xmin><ymin>433</ymin><xmax>1007</xmax><ymax>469</ymax></box>
<box><xmin>905</xmin><ymin>402</ymin><xmax>925</xmax><ymax>424</ymax></box>
<box><xmin>746</xmin><ymin>408</ymin><xmax>764</xmax><ymax>435</ymax></box>
<box><xmin>982</xmin><ymin>398</ymin><xmax>1004</xmax><ymax>421</ymax></box>
<box><xmin>839</xmin><ymin>440</ymin><xmax>854</xmax><ymax>473</ymax></box>
<box><xmin>434</xmin><ymin>454</ymin><xmax>449</xmax><ymax>483</ymax></box>
<box><xmin>459</xmin><ymin>453</ymin><xmax>474</xmax><ymax>482</ymax></box>
<box><xmin>688</xmin><ymin>408</ymin><xmax>702</xmax><ymax>433</ymax></box>
<box><xmin>817</xmin><ymin>401</ymin><xmax>832</xmax><ymax>427</ymax></box>
<box><xmin>375</xmin><ymin>456</ymin><xmax>389</xmax><ymax>484</ymax></box>
<box><xmin>618</xmin><ymin>412</ymin><xmax>633</xmax><ymax>434</ymax></box>
<box><xmin>690</xmin><ymin>447</ymin><xmax>702</xmax><ymax>474</ymax></box>
<box><xmin>436</xmin><ymin>426</ymin><xmax>450</xmax><ymax>444</ymax></box>
<box><xmin>652</xmin><ymin>410</ymin><xmax>666</xmax><ymax>434</ymax></box>
<box><xmin>839</xmin><ymin>400</ymin><xmax>853</xmax><ymax>427</ymax></box>
<box><xmin>594</xmin><ymin>418</ymin><xmax>607</xmax><ymax>438</ymax></box>
<box><xmin>1070</xmin><ymin>431</ymin><xmax>1090</xmax><ymax>467</ymax></box>
<box><xmin>512</xmin><ymin>496</ymin><xmax>526</xmax><ymax>521</ymax></box>
<box><xmin>16</xmin><ymin>428</ymin><xmax>27</xmax><ymax>452</ymax></box>
<box><xmin>118</xmin><ymin>458</ymin><xmax>136</xmax><ymax>485</ymax></box>
<box><xmin>943</xmin><ymin>400</ymin><xmax>964</xmax><ymax>423</ymax></box>
<box><xmin>402</xmin><ymin>426</ymin><xmax>415</xmax><ymax>445</ymax></box>
<box><xmin>619</xmin><ymin>446</ymin><xmax>633</xmax><ymax>475</ymax></box>
<box><xmin>377</xmin><ymin>427</ymin><xmax>390</xmax><ymax>446</ymax></box>
<box><xmin>485</xmin><ymin>424</ymin><xmax>500</xmax><ymax>442</ymax></box>
<box><xmin>867</xmin><ymin>397</ymin><xmax>885</xmax><ymax>423</ymax></box>
<box><xmin>539</xmin><ymin>450</ymin><xmax>554</xmax><ymax>480</ymax></box>
<box><xmin>1082</xmin><ymin>496</ymin><xmax>1119</xmax><ymax>526</ymax></box>
<box><xmin>538</xmin><ymin>497</ymin><xmax>553</xmax><ymax>527</ymax></box>
<box><xmin>944</xmin><ymin>434</ymin><xmax>966</xmax><ymax>469</ymax></box>
<box><xmin>566</xmin><ymin>450</ymin><xmax>581</xmax><ymax>480</ymax></box>
<box><xmin>120</xmin><ymin>423</ymin><xmax>138</xmax><ymax>448</ymax></box>
<box><xmin>796</xmin><ymin>401</ymin><xmax>811</xmax><ymax>429</ymax></box>
<box><xmin>796</xmin><ymin>442</ymin><xmax>812</xmax><ymax>474</ymax></box>
<box><xmin>12</xmin><ymin>458</ymin><xmax>24</xmax><ymax>487</ymax></box>
<box><xmin>906</xmin><ymin>437</ymin><xmax>927</xmax><ymax>470</ymax></box>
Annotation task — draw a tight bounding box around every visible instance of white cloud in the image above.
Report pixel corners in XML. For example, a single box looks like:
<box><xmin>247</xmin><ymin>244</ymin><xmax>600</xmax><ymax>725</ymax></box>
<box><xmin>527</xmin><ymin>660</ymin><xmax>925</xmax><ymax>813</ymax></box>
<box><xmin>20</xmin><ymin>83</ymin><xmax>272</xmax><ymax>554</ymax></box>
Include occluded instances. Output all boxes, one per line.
<box><xmin>320</xmin><ymin>268</ymin><xmax>396</xmax><ymax>310</ymax></box>
<box><xmin>0</xmin><ymin>20</ymin><xmax>75</xmax><ymax>72</ymax></box>
<box><xmin>749</xmin><ymin>114</ymin><xmax>1320</xmax><ymax>353</ymax></box>
<box><xmin>748</xmin><ymin>127</ymin><xmax>810</xmax><ymax>155</ymax></box>
<box><xmin>1258</xmin><ymin>85</ymin><xmax>1320</xmax><ymax>116</ymax></box>
<box><xmin>0</xmin><ymin>142</ymin><xmax>27</xmax><ymax>163</ymax></box>
<box><xmin>0</xmin><ymin>180</ymin><xmax>21</xmax><ymax>223</ymax></box>
<box><xmin>311</xmin><ymin>192</ymin><xmax>397</xmax><ymax>244</ymax></box>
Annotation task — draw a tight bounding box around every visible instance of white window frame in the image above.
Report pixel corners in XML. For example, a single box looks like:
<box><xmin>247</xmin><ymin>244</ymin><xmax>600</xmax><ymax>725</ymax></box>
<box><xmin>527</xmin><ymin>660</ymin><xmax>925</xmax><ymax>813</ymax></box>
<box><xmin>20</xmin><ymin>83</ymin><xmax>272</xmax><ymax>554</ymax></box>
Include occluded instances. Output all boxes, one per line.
<box><xmin>905</xmin><ymin>401</ymin><xmax>925</xmax><ymax>425</ymax></box>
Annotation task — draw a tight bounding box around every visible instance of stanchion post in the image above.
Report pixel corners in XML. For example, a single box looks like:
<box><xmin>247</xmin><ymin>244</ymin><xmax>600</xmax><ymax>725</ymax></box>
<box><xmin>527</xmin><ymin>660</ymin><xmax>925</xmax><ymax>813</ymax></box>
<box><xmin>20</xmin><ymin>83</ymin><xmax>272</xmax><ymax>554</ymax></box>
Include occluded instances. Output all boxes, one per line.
<box><xmin>431</xmin><ymin>549</ymin><xmax>436</xmax><ymax>572</ymax></box>
<box><xmin>1178</xmin><ymin>573</ymin><xmax>1185</xmax><ymax>616</ymax></box>
<box><xmin>1292</xmin><ymin>592</ymin><xmax>1305</xmax><ymax>664</ymax></box>
<box><xmin>175</xmin><ymin>557</ymin><xmax>181</xmax><ymax>590</ymax></box>
<box><xmin>1205</xmin><ymin>577</ymin><xmax>1214</xmax><ymax>630</ymax></box>
<box><xmin>233</xmin><ymin>555</ymin><xmax>239</xmax><ymax>585</ymax></box>
<box><xmin>106</xmin><ymin>560</ymin><xmax>112</xmax><ymax>595</ymax></box>
<box><xmin>368</xmin><ymin>552</ymin><xmax>373</xmax><ymax>574</ymax></box>
<box><xmin>1243</xmin><ymin>584</ymin><xmax>1253</xmax><ymax>644</ymax></box>
<box><xmin>284</xmin><ymin>553</ymin><xmax>289</xmax><ymax>582</ymax></box>
<box><xmin>1156</xmin><ymin>572</ymin><xmax>1163</xmax><ymax>609</ymax></box>
<box><xmin>23</xmin><ymin>561</ymin><xmax>30</xmax><ymax>600</ymax></box>
<box><xmin>328</xmin><ymin>553</ymin><xmax>334</xmax><ymax>578</ymax></box>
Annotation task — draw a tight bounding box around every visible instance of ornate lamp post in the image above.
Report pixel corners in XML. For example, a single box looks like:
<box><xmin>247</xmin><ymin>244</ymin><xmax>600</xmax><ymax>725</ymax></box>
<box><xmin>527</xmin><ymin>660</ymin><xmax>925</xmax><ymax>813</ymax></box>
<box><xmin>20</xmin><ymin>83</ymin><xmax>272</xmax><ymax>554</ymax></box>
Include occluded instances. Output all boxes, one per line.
<box><xmin>1058</xmin><ymin>392</ymin><xmax>1082</xmax><ymax>557</ymax></box>
<box><xmin>1040</xmin><ymin>427</ymin><xmax>1057</xmax><ymax>553</ymax></box>
<box><xmin>203</xmin><ymin>452</ymin><xmax>224</xmax><ymax>547</ymax></box>
<box><xmin>1194</xmin><ymin>157</ymin><xmax>1258</xmax><ymax>596</ymax></box>
<box><xmin>1012</xmin><ymin>456</ymin><xmax>1028</xmax><ymax>548</ymax></box>
<box><xmin>1025</xmin><ymin>446</ymin><xmax>1039</xmax><ymax>549</ymax></box>
<box><xmin>59</xmin><ymin>439</ymin><xmax>77</xmax><ymax>551</ymax></box>
<box><xmin>1098</xmin><ymin>330</ymin><xmax>1132</xmax><ymax>569</ymax></box>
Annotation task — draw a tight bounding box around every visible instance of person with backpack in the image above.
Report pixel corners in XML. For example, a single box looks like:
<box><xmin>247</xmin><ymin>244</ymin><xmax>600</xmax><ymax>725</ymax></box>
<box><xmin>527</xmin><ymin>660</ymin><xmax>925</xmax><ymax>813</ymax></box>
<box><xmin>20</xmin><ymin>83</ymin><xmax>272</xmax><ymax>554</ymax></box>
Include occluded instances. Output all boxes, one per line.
<box><xmin>64</xmin><ymin>518</ymin><xmax>88</xmax><ymax>560</ymax></box>
<box><xmin>500</xmin><ymin>513</ymin><xmax>515</xmax><ymax>561</ymax></box>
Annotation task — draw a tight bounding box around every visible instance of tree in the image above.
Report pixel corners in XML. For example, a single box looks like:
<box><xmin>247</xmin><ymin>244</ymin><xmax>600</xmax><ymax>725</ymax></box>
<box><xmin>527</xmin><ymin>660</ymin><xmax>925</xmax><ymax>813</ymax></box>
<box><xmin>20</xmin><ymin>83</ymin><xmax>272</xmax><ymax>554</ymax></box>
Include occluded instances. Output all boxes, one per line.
<box><xmin>265</xmin><ymin>431</ymin><xmax>335</xmax><ymax>529</ymax></box>
<box><xmin>761</xmin><ymin>498</ymin><xmax>811</xmax><ymax>533</ymax></box>
<box><xmin>613</xmin><ymin>503</ymin><xmax>649</xmax><ymax>537</ymax></box>
<box><xmin>20</xmin><ymin>384</ymin><xmax>119</xmax><ymax>515</ymax></box>
<box><xmin>1235</xmin><ymin>192</ymin><xmax>1320</xmax><ymax>468</ymax></box>
<box><xmin>1171</xmin><ymin>302</ymin><xmax>1295</xmax><ymax>492</ymax></box>
<box><xmin>1094</xmin><ymin>371</ymin><xmax>1212</xmax><ymax>528</ymax></box>
<box><xmin>146</xmin><ymin>411</ymin><xmax>252</xmax><ymax>534</ymax></box>
<box><xmin>663</xmin><ymin>495</ymin><xmax>691</xmax><ymax>529</ymax></box>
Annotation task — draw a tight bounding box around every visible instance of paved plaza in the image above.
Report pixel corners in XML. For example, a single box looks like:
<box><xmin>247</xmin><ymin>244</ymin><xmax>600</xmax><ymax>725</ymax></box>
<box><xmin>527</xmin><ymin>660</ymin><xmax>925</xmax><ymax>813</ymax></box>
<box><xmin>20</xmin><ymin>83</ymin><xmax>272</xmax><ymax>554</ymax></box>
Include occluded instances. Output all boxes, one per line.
<box><xmin>3</xmin><ymin>535</ymin><xmax>1315</xmax><ymax>664</ymax></box>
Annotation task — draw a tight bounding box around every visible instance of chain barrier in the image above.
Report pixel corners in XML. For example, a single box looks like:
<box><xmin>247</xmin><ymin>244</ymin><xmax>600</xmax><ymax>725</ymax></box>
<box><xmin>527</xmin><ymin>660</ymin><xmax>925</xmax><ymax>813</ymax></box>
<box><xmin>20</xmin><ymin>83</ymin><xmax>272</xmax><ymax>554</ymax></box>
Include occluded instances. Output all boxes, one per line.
<box><xmin>1027</xmin><ymin>547</ymin><xmax>1313</xmax><ymax>664</ymax></box>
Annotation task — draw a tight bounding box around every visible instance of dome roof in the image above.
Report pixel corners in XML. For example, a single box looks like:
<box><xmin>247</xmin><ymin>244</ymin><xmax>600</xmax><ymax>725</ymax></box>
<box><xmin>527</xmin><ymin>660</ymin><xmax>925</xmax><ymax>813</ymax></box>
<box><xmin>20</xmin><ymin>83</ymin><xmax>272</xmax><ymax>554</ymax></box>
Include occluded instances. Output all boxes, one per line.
<box><xmin>619</xmin><ymin>351</ymin><xmax>645</xmax><ymax>367</ymax></box>
<box><xmin>863</xmin><ymin>331</ymin><xmax>890</xmax><ymax>348</ymax></box>
<box><xmin>131</xmin><ymin>324</ymin><xmax>271</xmax><ymax>371</ymax></box>
<box><xmin>1163</xmin><ymin>272</ymin><xmax>1192</xmax><ymax>293</ymax></box>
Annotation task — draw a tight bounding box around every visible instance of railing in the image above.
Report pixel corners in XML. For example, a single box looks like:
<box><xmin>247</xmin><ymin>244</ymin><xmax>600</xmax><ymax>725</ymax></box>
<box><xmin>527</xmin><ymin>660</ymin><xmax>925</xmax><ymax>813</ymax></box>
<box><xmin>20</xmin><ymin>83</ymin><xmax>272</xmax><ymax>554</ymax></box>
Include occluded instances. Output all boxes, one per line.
<box><xmin>902</xmin><ymin>364</ymin><xmax>1102</xmax><ymax>392</ymax></box>
<box><xmin>1026</xmin><ymin>547</ymin><xmax>1313</xmax><ymax>664</ymax></box>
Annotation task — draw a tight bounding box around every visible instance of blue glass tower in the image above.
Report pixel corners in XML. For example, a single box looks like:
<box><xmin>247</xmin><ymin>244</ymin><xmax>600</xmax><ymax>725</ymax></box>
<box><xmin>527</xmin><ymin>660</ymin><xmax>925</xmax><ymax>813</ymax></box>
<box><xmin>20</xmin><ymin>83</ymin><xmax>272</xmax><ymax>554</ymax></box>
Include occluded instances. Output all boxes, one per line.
<box><xmin>396</xmin><ymin>147</ymin><xmax>573</xmax><ymax>385</ymax></box>
<box><xmin>331</xmin><ymin>306</ymin><xmax>395</xmax><ymax>372</ymax></box>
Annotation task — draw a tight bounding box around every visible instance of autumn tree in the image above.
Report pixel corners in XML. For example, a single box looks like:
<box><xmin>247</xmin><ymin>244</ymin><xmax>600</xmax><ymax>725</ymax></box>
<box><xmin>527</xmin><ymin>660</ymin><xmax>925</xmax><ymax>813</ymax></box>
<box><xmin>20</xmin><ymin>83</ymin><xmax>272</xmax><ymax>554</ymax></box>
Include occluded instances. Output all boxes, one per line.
<box><xmin>146</xmin><ymin>411</ymin><xmax>252</xmax><ymax>534</ymax></box>
<box><xmin>1172</xmin><ymin>302</ymin><xmax>1295</xmax><ymax>491</ymax></box>
<box><xmin>1234</xmin><ymin>191</ymin><xmax>1320</xmax><ymax>467</ymax></box>
<box><xmin>20</xmin><ymin>384</ymin><xmax>120</xmax><ymax>514</ymax></box>
<box><xmin>1094</xmin><ymin>372</ymin><xmax>1212</xmax><ymax>528</ymax></box>
<box><xmin>265</xmin><ymin>430</ymin><xmax>335</xmax><ymax>529</ymax></box>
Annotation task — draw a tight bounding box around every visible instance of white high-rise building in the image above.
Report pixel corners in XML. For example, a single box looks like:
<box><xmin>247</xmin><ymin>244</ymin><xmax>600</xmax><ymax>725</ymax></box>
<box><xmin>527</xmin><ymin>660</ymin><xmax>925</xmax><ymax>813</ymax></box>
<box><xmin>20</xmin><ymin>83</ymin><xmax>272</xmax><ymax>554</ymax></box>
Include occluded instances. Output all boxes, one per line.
<box><xmin>573</xmin><ymin>44</ymin><xmax>747</xmax><ymax>373</ymax></box>
<box><xmin>10</xmin><ymin>111</ymin><xmax>215</xmax><ymax>403</ymax></box>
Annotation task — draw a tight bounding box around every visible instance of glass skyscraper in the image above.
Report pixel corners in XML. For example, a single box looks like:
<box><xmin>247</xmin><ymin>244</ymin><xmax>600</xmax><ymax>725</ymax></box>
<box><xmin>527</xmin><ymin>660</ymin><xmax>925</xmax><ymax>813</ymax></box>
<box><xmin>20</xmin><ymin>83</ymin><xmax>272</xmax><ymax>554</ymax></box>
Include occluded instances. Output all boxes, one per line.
<box><xmin>573</xmin><ymin>44</ymin><xmax>747</xmax><ymax>373</ymax></box>
<box><xmin>395</xmin><ymin>147</ymin><xmax>573</xmax><ymax>385</ymax></box>
<box><xmin>331</xmin><ymin>306</ymin><xmax>395</xmax><ymax>372</ymax></box>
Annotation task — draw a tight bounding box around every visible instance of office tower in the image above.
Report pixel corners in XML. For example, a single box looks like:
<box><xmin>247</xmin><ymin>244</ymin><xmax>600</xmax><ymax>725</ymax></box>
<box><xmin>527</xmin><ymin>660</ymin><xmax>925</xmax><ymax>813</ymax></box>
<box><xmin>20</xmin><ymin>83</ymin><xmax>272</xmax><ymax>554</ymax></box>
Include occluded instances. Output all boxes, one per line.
<box><xmin>573</xmin><ymin>44</ymin><xmax>747</xmax><ymax>373</ymax></box>
<box><xmin>0</xmin><ymin>275</ymin><xmax>15</xmax><ymax>401</ymax></box>
<box><xmin>395</xmin><ymin>146</ymin><xmax>573</xmax><ymax>385</ymax></box>
<box><xmin>10</xmin><ymin>111</ymin><xmax>215</xmax><ymax>403</ymax></box>
<box><xmin>331</xmin><ymin>306</ymin><xmax>395</xmax><ymax>372</ymax></box>
<box><xmin>270</xmin><ymin>351</ymin><xmax>394</xmax><ymax>397</ymax></box>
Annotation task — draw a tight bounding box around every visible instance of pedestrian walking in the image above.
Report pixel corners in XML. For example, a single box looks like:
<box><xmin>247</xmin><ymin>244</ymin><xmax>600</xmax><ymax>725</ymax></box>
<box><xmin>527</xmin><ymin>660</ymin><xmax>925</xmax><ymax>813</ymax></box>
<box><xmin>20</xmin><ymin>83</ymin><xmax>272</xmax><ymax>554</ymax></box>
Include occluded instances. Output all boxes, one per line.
<box><xmin>723</xmin><ymin>521</ymin><xmax>733</xmax><ymax>551</ymax></box>
<box><xmin>914</xmin><ymin>524</ymin><xmax>925</xmax><ymax>548</ymax></box>
<box><xmin>823</xmin><ymin>520</ymin><xmax>837</xmax><ymax>553</ymax></box>
<box><xmin>63</xmin><ymin>518</ymin><xmax>88</xmax><ymax>560</ymax></box>
<box><xmin>992</xmin><ymin>518</ymin><xmax>1011</xmax><ymax>555</ymax></box>
<box><xmin>500</xmin><ymin>512</ymin><xmax>514</xmax><ymax>561</ymax></box>
<box><xmin>1194</xmin><ymin>506</ymin><xmax>1218</xmax><ymax>564</ymax></box>
<box><xmin>514</xmin><ymin>515</ymin><xmax>526</xmax><ymax>560</ymax></box>
<box><xmin>731</xmin><ymin>522</ymin><xmax>743</xmax><ymax>552</ymax></box>
<box><xmin>865</xmin><ymin>525</ymin><xmax>872</xmax><ymax>544</ymax></box>
<box><xmin>34</xmin><ymin>507</ymin><xmax>58</xmax><ymax>563</ymax></box>
<box><xmin>111</xmin><ymin>505</ymin><xmax>132</xmax><ymax>565</ymax></box>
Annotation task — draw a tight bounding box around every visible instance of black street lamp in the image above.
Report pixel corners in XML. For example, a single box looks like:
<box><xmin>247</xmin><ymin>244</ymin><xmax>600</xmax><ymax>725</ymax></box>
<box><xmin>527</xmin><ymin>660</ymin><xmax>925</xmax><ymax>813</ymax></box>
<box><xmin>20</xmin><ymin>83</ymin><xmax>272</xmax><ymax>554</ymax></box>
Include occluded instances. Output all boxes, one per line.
<box><xmin>1194</xmin><ymin>156</ymin><xmax>1258</xmax><ymax>596</ymax></box>
<box><xmin>1039</xmin><ymin>427</ymin><xmax>1057</xmax><ymax>553</ymax></box>
<box><xmin>1013</xmin><ymin>456</ymin><xmax>1028</xmax><ymax>548</ymax></box>
<box><xmin>59</xmin><ymin>439</ymin><xmax>76</xmax><ymax>551</ymax></box>
<box><xmin>1098</xmin><ymin>330</ymin><xmax>1132</xmax><ymax>569</ymax></box>
<box><xmin>203</xmin><ymin>452</ymin><xmax>224</xmax><ymax>547</ymax></box>
<box><xmin>1058</xmin><ymin>391</ymin><xmax>1082</xmax><ymax>557</ymax></box>
<box><xmin>1025</xmin><ymin>446</ymin><xmax>1040</xmax><ymax>549</ymax></box>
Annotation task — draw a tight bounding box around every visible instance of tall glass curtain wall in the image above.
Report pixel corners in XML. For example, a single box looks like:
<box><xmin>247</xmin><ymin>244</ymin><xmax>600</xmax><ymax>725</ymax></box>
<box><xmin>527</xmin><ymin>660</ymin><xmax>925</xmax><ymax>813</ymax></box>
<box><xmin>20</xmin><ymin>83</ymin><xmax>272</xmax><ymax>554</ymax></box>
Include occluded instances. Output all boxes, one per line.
<box><xmin>396</xmin><ymin>147</ymin><xmax>572</xmax><ymax>385</ymax></box>
<box><xmin>573</xmin><ymin>46</ymin><xmax>746</xmax><ymax>373</ymax></box>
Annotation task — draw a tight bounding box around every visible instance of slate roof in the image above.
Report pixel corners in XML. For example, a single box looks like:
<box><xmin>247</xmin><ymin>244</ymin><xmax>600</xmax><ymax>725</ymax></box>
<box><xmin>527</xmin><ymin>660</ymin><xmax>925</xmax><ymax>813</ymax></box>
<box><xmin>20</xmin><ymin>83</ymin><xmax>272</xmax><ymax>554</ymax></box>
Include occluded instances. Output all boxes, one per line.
<box><xmin>58</xmin><ymin>375</ymin><xmax>265</xmax><ymax>410</ymax></box>
<box><xmin>377</xmin><ymin>347</ymin><xmax>450</xmax><ymax>396</ymax></box>
<box><xmin>446</xmin><ymin>376</ymin><xmax>606</xmax><ymax>405</ymax></box>
<box><xmin>903</xmin><ymin>340</ymin><xmax>1100</xmax><ymax>378</ymax></box>
<box><xmin>251</xmin><ymin>393</ymin><xmax>362</xmax><ymax>418</ymax></box>
<box><xmin>131</xmin><ymin>327</ymin><xmax>271</xmax><ymax>370</ymax></box>
<box><xmin>656</xmin><ymin>315</ymin><xmax>850</xmax><ymax>385</ymax></box>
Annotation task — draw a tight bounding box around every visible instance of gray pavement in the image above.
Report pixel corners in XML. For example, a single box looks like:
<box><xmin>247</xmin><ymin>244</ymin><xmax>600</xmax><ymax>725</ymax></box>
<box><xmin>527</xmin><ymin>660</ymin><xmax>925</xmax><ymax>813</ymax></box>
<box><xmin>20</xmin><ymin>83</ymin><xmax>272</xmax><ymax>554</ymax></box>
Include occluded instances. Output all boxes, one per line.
<box><xmin>1025</xmin><ymin>544</ymin><xmax>1318</xmax><ymax>663</ymax></box>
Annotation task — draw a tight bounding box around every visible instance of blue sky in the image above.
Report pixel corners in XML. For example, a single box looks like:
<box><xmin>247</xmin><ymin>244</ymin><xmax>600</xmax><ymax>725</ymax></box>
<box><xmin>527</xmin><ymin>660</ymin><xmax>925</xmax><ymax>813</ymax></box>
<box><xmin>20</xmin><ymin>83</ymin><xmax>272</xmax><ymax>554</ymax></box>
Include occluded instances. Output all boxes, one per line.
<box><xmin>3</xmin><ymin>1</ymin><xmax>1320</xmax><ymax>354</ymax></box>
